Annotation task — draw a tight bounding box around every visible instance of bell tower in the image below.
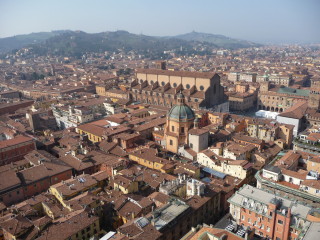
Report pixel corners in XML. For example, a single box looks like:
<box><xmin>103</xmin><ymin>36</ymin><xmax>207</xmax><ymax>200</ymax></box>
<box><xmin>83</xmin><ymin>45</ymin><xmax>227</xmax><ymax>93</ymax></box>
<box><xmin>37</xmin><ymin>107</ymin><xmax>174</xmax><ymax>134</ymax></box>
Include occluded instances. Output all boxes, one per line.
<box><xmin>308</xmin><ymin>89</ymin><xmax>320</xmax><ymax>110</ymax></box>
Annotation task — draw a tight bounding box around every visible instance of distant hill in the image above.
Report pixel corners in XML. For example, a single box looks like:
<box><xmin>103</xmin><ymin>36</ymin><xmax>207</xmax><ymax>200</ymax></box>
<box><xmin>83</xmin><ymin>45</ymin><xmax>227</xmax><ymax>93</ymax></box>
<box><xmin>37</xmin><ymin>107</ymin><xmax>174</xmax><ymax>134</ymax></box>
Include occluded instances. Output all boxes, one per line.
<box><xmin>25</xmin><ymin>30</ymin><xmax>203</xmax><ymax>58</ymax></box>
<box><xmin>171</xmin><ymin>31</ymin><xmax>260</xmax><ymax>49</ymax></box>
<box><xmin>0</xmin><ymin>30</ymin><xmax>70</xmax><ymax>54</ymax></box>
<box><xmin>0</xmin><ymin>30</ymin><xmax>261</xmax><ymax>57</ymax></box>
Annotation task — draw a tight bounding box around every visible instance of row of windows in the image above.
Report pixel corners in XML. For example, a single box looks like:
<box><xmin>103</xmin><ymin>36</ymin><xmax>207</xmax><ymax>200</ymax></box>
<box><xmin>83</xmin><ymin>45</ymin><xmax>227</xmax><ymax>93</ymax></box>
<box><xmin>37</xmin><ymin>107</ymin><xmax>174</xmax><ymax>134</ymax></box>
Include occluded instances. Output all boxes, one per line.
<box><xmin>242</xmin><ymin>215</ymin><xmax>271</xmax><ymax>232</ymax></box>
<box><xmin>135</xmin><ymin>94</ymin><xmax>200</xmax><ymax>104</ymax></box>
<box><xmin>138</xmin><ymin>79</ymin><xmax>205</xmax><ymax>90</ymax></box>
<box><xmin>261</xmin><ymin>95</ymin><xmax>285</xmax><ymax>101</ymax></box>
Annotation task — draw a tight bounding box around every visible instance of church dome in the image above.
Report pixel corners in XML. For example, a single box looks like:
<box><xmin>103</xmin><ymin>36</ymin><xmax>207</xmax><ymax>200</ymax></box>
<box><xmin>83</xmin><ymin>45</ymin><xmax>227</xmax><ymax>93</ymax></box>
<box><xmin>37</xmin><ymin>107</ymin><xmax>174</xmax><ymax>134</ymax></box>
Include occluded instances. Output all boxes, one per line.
<box><xmin>168</xmin><ymin>105</ymin><xmax>195</xmax><ymax>121</ymax></box>
<box><xmin>168</xmin><ymin>92</ymin><xmax>195</xmax><ymax>121</ymax></box>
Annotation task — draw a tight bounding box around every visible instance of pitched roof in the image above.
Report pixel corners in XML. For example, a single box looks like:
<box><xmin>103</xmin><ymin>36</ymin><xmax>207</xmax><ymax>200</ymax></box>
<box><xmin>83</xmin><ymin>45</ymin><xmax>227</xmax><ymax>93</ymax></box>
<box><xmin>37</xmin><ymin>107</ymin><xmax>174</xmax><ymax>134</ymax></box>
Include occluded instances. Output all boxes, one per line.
<box><xmin>0</xmin><ymin>135</ymin><xmax>33</xmax><ymax>149</ymax></box>
<box><xmin>0</xmin><ymin>170</ymin><xmax>21</xmax><ymax>192</ymax></box>
<box><xmin>136</xmin><ymin>68</ymin><xmax>216</xmax><ymax>79</ymax></box>
<box><xmin>0</xmin><ymin>215</ymin><xmax>33</xmax><ymax>236</ymax></box>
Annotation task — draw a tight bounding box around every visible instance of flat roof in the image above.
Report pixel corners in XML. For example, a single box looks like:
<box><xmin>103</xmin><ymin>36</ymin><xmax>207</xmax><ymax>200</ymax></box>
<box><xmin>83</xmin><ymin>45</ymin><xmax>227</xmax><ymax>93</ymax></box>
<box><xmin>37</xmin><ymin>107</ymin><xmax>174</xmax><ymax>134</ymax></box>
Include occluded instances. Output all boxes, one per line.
<box><xmin>202</xmin><ymin>167</ymin><xmax>226</xmax><ymax>179</ymax></box>
<box><xmin>303</xmin><ymin>222</ymin><xmax>320</xmax><ymax>240</ymax></box>
<box><xmin>277</xmin><ymin>86</ymin><xmax>309</xmax><ymax>97</ymax></box>
<box><xmin>229</xmin><ymin>185</ymin><xmax>312</xmax><ymax>219</ymax></box>
<box><xmin>152</xmin><ymin>201</ymin><xmax>189</xmax><ymax>230</ymax></box>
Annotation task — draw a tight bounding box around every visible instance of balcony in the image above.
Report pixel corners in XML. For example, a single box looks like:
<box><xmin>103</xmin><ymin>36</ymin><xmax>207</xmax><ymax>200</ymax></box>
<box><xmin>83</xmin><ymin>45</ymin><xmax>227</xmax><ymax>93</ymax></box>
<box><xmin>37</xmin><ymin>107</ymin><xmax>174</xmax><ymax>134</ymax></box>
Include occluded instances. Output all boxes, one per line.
<box><xmin>255</xmin><ymin>171</ymin><xmax>320</xmax><ymax>203</ymax></box>
<box><xmin>293</xmin><ymin>139</ymin><xmax>320</xmax><ymax>153</ymax></box>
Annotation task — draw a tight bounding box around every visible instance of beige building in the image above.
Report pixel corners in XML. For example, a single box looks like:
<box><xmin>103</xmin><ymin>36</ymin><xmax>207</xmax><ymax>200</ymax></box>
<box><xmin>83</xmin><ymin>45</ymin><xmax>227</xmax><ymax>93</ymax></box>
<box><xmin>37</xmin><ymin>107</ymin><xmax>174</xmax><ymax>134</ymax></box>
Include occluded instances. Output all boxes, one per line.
<box><xmin>239</xmin><ymin>73</ymin><xmax>257</xmax><ymax>82</ymax></box>
<box><xmin>96</xmin><ymin>85</ymin><xmax>128</xmax><ymax>100</ymax></box>
<box><xmin>197</xmin><ymin>149</ymin><xmax>250</xmax><ymax>179</ymax></box>
<box><xmin>307</xmin><ymin>156</ymin><xmax>320</xmax><ymax>172</ymax></box>
<box><xmin>188</xmin><ymin>123</ymin><xmax>209</xmax><ymax>153</ymax></box>
<box><xmin>228</xmin><ymin>92</ymin><xmax>256</xmax><ymax>111</ymax></box>
<box><xmin>258</xmin><ymin>83</ymin><xmax>309</xmax><ymax>112</ymax></box>
<box><xmin>300</xmin><ymin>180</ymin><xmax>320</xmax><ymax>197</ymax></box>
<box><xmin>227</xmin><ymin>72</ymin><xmax>240</xmax><ymax>82</ymax></box>
<box><xmin>269</xmin><ymin>74</ymin><xmax>292</xmax><ymax>86</ymax></box>
<box><xmin>247</xmin><ymin>120</ymin><xmax>294</xmax><ymax>148</ymax></box>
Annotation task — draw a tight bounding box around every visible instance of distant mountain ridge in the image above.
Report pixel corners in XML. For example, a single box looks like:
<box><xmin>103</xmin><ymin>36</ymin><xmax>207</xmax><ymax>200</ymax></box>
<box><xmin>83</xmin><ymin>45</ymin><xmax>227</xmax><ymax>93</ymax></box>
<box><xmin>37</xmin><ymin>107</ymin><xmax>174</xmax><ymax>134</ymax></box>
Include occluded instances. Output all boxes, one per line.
<box><xmin>171</xmin><ymin>31</ymin><xmax>259</xmax><ymax>49</ymax></box>
<box><xmin>0</xmin><ymin>30</ymin><xmax>70</xmax><ymax>54</ymax></box>
<box><xmin>0</xmin><ymin>30</ymin><xmax>260</xmax><ymax>56</ymax></box>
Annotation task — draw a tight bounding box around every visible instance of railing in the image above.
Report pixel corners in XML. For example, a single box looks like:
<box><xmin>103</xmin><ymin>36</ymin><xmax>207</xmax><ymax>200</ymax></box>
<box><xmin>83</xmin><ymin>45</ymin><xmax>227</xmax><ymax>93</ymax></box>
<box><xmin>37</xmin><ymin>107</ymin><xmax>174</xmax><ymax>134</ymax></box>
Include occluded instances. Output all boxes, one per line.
<box><xmin>293</xmin><ymin>140</ymin><xmax>320</xmax><ymax>152</ymax></box>
<box><xmin>255</xmin><ymin>171</ymin><xmax>320</xmax><ymax>203</ymax></box>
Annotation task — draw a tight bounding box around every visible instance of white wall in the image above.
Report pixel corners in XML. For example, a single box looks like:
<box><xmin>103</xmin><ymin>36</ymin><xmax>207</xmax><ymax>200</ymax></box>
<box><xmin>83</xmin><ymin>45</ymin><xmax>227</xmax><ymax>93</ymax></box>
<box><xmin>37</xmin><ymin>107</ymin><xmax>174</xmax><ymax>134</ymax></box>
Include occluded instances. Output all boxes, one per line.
<box><xmin>276</xmin><ymin>116</ymin><xmax>300</xmax><ymax>137</ymax></box>
<box><xmin>262</xmin><ymin>169</ymin><xmax>280</xmax><ymax>181</ymax></box>
<box><xmin>283</xmin><ymin>174</ymin><xmax>302</xmax><ymax>185</ymax></box>
<box><xmin>197</xmin><ymin>152</ymin><xmax>247</xmax><ymax>179</ymax></box>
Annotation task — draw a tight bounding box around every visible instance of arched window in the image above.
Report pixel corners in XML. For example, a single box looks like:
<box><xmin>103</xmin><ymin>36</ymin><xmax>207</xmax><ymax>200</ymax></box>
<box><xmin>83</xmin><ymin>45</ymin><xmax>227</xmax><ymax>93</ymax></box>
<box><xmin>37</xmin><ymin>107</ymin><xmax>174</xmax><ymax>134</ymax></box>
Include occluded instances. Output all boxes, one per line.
<box><xmin>173</xmin><ymin>83</ymin><xmax>177</xmax><ymax>88</ymax></box>
<box><xmin>161</xmin><ymin>81</ymin><xmax>165</xmax><ymax>86</ymax></box>
<box><xmin>200</xmin><ymin>85</ymin><xmax>204</xmax><ymax>91</ymax></box>
<box><xmin>186</xmin><ymin>84</ymin><xmax>190</xmax><ymax>89</ymax></box>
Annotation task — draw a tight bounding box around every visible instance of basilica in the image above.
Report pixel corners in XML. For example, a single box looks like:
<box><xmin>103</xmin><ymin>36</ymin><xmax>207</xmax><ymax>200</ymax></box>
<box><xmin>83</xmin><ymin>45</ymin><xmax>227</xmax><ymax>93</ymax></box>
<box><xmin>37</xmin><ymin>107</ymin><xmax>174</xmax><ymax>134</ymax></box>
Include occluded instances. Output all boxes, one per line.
<box><xmin>130</xmin><ymin>67</ymin><xmax>228</xmax><ymax>111</ymax></box>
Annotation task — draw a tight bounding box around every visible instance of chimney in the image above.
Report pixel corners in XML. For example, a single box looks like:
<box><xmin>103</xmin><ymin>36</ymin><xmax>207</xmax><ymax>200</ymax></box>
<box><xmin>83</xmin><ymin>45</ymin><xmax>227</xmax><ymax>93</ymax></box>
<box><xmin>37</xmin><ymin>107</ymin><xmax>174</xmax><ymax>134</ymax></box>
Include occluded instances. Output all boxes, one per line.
<box><xmin>194</xmin><ymin>118</ymin><xmax>199</xmax><ymax>129</ymax></box>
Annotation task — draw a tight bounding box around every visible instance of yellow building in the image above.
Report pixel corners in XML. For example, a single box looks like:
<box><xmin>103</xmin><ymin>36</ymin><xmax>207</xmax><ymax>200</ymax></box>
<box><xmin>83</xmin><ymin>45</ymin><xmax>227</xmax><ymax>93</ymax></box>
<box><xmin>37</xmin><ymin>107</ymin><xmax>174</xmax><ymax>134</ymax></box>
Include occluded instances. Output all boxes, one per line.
<box><xmin>113</xmin><ymin>175</ymin><xmax>138</xmax><ymax>194</ymax></box>
<box><xmin>96</xmin><ymin>85</ymin><xmax>108</xmax><ymax>96</ymax></box>
<box><xmin>49</xmin><ymin>174</ymin><xmax>100</xmax><ymax>206</ymax></box>
<box><xmin>129</xmin><ymin>148</ymin><xmax>174</xmax><ymax>173</ymax></box>
<box><xmin>207</xmin><ymin>112</ymin><xmax>228</xmax><ymax>125</ymax></box>
<box><xmin>307</xmin><ymin>156</ymin><xmax>320</xmax><ymax>172</ymax></box>
<box><xmin>96</xmin><ymin>85</ymin><xmax>128</xmax><ymax>100</ymax></box>
<box><xmin>40</xmin><ymin>211</ymin><xmax>100</xmax><ymax>240</ymax></box>
<box><xmin>76</xmin><ymin>123</ymin><xmax>104</xmax><ymax>143</ymax></box>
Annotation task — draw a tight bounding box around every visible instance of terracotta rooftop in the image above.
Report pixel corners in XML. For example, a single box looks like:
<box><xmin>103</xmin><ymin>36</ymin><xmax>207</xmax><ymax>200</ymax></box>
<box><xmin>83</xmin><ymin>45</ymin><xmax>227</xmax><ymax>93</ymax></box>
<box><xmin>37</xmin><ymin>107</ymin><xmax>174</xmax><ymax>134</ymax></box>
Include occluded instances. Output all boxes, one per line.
<box><xmin>0</xmin><ymin>135</ymin><xmax>34</xmax><ymax>149</ymax></box>
<box><xmin>136</xmin><ymin>68</ymin><xmax>216</xmax><ymax>79</ymax></box>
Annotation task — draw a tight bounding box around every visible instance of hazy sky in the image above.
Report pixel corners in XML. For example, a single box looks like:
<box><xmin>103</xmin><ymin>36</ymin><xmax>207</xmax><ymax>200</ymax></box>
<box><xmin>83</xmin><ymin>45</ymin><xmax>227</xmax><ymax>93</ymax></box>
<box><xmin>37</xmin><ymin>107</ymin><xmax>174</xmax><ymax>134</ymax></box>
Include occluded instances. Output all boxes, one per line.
<box><xmin>0</xmin><ymin>0</ymin><xmax>319</xmax><ymax>43</ymax></box>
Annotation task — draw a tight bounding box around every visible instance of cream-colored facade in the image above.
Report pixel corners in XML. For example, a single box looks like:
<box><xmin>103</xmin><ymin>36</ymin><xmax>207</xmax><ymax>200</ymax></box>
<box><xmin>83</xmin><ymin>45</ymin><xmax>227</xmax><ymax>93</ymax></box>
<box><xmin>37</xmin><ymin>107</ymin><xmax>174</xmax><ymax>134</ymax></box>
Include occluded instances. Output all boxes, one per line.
<box><xmin>300</xmin><ymin>180</ymin><xmax>320</xmax><ymax>197</ymax></box>
<box><xmin>136</xmin><ymin>72</ymin><xmax>212</xmax><ymax>92</ymax></box>
<box><xmin>307</xmin><ymin>158</ymin><xmax>320</xmax><ymax>172</ymax></box>
<box><xmin>197</xmin><ymin>152</ymin><xmax>248</xmax><ymax>179</ymax></box>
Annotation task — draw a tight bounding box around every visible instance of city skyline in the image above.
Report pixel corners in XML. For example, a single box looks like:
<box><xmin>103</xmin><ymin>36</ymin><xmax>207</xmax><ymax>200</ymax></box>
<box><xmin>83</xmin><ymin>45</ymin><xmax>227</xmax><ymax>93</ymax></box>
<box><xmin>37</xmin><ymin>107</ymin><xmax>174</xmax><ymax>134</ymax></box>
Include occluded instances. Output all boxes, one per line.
<box><xmin>1</xmin><ymin>0</ymin><xmax>320</xmax><ymax>44</ymax></box>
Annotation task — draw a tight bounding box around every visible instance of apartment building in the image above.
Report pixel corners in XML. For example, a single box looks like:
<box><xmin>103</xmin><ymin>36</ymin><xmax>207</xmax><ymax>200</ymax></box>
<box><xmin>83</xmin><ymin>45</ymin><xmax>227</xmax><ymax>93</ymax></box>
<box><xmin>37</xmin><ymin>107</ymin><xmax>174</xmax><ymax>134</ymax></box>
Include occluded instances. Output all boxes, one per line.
<box><xmin>229</xmin><ymin>185</ymin><xmax>319</xmax><ymax>240</ymax></box>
